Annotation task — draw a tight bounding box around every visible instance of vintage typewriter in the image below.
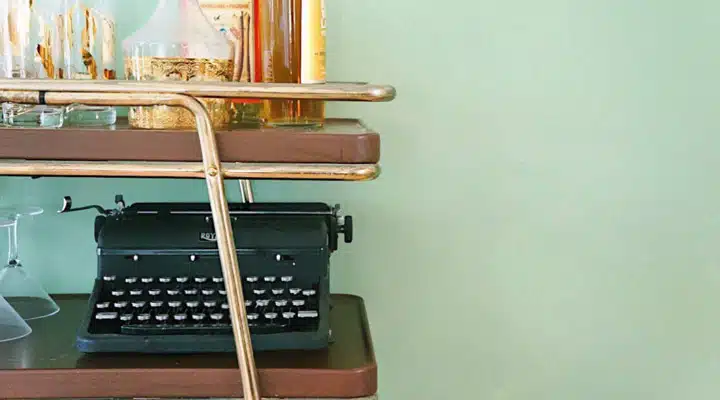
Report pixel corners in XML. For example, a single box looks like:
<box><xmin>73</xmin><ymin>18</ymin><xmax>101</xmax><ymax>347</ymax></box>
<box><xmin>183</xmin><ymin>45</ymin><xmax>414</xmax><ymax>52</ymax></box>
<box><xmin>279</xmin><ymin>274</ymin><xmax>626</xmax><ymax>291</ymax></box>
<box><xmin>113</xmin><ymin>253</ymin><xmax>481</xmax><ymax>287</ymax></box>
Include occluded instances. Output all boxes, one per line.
<box><xmin>64</xmin><ymin>195</ymin><xmax>352</xmax><ymax>354</ymax></box>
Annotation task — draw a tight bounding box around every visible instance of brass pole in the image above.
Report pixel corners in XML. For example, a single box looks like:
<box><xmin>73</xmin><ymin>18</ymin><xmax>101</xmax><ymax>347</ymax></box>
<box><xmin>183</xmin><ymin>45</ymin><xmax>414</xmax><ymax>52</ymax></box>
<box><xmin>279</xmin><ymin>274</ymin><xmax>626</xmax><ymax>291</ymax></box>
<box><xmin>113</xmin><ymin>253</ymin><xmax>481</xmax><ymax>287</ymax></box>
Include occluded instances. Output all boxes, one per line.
<box><xmin>239</xmin><ymin>180</ymin><xmax>255</xmax><ymax>203</ymax></box>
<box><xmin>0</xmin><ymin>79</ymin><xmax>397</xmax><ymax>101</ymax></box>
<box><xmin>0</xmin><ymin>90</ymin><xmax>262</xmax><ymax>400</ymax></box>
<box><xmin>0</xmin><ymin>160</ymin><xmax>380</xmax><ymax>180</ymax></box>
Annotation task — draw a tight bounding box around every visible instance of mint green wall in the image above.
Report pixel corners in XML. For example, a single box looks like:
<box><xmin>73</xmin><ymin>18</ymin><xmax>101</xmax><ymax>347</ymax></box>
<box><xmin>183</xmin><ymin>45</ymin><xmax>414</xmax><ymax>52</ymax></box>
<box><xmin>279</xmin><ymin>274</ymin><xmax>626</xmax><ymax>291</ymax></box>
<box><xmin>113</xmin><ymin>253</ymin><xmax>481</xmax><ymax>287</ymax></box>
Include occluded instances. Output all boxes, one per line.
<box><xmin>4</xmin><ymin>0</ymin><xmax>720</xmax><ymax>399</ymax></box>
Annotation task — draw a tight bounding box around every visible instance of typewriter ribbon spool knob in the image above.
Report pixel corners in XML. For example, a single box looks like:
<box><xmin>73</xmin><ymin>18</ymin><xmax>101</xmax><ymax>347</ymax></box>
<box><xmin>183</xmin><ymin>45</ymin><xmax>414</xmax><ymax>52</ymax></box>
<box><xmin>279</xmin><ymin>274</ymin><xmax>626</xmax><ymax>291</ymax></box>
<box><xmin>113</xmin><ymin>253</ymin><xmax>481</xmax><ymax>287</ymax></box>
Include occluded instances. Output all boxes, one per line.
<box><xmin>333</xmin><ymin>204</ymin><xmax>353</xmax><ymax>244</ymax></box>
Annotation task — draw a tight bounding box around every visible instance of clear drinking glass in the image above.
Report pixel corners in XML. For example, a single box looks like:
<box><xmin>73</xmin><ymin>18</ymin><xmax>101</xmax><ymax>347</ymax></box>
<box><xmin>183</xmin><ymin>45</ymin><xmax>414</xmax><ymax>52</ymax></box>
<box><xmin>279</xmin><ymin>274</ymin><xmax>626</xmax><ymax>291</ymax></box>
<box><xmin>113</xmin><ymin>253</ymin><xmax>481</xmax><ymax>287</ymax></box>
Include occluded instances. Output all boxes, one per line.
<box><xmin>0</xmin><ymin>206</ymin><xmax>59</xmax><ymax>321</ymax></box>
<box><xmin>0</xmin><ymin>0</ymin><xmax>65</xmax><ymax>128</ymax></box>
<box><xmin>123</xmin><ymin>0</ymin><xmax>234</xmax><ymax>130</ymax></box>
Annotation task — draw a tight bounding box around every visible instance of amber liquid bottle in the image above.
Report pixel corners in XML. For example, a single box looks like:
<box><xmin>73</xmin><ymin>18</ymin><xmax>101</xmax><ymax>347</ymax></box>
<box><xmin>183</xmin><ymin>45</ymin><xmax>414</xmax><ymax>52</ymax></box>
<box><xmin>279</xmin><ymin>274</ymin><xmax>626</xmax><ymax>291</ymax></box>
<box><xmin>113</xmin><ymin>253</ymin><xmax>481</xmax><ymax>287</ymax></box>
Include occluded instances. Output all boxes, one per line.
<box><xmin>257</xmin><ymin>0</ymin><xmax>326</xmax><ymax>127</ymax></box>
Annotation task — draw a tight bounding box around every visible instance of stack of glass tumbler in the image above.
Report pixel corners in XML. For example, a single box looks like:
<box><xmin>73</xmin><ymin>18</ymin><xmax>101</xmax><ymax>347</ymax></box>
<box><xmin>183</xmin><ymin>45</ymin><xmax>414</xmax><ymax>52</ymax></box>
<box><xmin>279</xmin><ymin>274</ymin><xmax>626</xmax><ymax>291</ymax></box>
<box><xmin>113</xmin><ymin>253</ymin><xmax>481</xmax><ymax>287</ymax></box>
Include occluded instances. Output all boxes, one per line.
<box><xmin>0</xmin><ymin>0</ymin><xmax>117</xmax><ymax>127</ymax></box>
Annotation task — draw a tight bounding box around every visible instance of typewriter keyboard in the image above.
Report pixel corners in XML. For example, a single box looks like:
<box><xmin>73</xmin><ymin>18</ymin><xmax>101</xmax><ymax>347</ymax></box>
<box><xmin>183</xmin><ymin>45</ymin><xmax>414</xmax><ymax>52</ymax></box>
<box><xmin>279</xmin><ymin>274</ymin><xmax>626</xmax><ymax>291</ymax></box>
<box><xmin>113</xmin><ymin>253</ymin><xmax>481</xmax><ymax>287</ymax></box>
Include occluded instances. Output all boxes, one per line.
<box><xmin>89</xmin><ymin>274</ymin><xmax>321</xmax><ymax>336</ymax></box>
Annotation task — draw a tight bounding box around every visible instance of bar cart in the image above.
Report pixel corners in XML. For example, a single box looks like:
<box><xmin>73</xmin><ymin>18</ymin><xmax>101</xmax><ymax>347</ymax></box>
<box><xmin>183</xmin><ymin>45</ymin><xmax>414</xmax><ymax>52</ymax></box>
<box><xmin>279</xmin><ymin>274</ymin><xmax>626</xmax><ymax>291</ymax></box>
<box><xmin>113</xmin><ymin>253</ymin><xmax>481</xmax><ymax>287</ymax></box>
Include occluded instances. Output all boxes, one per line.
<box><xmin>0</xmin><ymin>79</ymin><xmax>395</xmax><ymax>400</ymax></box>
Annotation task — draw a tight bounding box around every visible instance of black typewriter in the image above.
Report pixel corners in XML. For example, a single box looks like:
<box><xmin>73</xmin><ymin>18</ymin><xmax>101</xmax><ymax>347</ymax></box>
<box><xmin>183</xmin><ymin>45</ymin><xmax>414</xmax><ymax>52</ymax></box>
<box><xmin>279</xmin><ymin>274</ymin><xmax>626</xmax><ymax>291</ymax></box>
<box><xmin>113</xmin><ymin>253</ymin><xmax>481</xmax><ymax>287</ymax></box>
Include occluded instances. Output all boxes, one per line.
<box><xmin>65</xmin><ymin>195</ymin><xmax>352</xmax><ymax>354</ymax></box>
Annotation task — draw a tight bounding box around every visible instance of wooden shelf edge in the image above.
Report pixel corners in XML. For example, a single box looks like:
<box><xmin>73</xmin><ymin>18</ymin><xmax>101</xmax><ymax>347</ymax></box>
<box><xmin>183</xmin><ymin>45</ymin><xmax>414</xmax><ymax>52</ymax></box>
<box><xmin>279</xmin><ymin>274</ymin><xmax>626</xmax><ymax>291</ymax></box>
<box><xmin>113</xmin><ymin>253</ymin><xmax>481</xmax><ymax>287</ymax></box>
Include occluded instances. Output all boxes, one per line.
<box><xmin>0</xmin><ymin>118</ymin><xmax>381</xmax><ymax>164</ymax></box>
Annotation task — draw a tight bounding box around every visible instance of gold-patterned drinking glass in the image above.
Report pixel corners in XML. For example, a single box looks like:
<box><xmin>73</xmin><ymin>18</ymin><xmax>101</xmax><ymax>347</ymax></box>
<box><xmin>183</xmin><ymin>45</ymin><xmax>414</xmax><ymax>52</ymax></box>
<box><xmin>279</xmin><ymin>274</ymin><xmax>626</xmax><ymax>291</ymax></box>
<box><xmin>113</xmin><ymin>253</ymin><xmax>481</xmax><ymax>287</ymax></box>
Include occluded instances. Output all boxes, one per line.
<box><xmin>33</xmin><ymin>0</ymin><xmax>118</xmax><ymax>126</ymax></box>
<box><xmin>122</xmin><ymin>0</ymin><xmax>233</xmax><ymax>130</ymax></box>
<box><xmin>0</xmin><ymin>0</ymin><xmax>65</xmax><ymax>128</ymax></box>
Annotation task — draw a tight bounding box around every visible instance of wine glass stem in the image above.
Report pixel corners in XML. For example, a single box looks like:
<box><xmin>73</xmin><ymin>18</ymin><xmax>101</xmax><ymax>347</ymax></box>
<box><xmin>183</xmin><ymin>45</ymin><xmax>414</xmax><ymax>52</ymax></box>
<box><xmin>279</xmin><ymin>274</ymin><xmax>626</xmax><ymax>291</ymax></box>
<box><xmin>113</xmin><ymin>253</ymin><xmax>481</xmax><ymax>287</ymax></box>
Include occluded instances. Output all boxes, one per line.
<box><xmin>7</xmin><ymin>220</ymin><xmax>19</xmax><ymax>266</ymax></box>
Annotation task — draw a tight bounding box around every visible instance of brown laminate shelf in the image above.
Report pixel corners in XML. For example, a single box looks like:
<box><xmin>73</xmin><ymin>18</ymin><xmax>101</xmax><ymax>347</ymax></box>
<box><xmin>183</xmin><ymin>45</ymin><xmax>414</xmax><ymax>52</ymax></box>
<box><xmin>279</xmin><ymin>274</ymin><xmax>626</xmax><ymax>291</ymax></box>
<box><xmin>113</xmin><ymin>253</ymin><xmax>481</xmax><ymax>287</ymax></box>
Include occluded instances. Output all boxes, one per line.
<box><xmin>0</xmin><ymin>294</ymin><xmax>377</xmax><ymax>399</ymax></box>
<box><xmin>0</xmin><ymin>118</ymin><xmax>380</xmax><ymax>164</ymax></box>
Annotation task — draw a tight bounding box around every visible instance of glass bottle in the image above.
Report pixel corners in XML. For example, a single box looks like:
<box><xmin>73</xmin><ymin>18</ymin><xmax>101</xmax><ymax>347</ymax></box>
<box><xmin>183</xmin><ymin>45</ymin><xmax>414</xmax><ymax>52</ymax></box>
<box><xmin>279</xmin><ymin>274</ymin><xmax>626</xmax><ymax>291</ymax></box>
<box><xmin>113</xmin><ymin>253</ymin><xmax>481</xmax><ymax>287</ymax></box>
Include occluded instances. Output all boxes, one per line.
<box><xmin>0</xmin><ymin>0</ymin><xmax>65</xmax><ymax>128</ymax></box>
<box><xmin>198</xmin><ymin>0</ymin><xmax>262</xmax><ymax>126</ymax></box>
<box><xmin>257</xmin><ymin>0</ymin><xmax>326</xmax><ymax>127</ymax></box>
<box><xmin>62</xmin><ymin>0</ymin><xmax>118</xmax><ymax>126</ymax></box>
<box><xmin>123</xmin><ymin>0</ymin><xmax>234</xmax><ymax>130</ymax></box>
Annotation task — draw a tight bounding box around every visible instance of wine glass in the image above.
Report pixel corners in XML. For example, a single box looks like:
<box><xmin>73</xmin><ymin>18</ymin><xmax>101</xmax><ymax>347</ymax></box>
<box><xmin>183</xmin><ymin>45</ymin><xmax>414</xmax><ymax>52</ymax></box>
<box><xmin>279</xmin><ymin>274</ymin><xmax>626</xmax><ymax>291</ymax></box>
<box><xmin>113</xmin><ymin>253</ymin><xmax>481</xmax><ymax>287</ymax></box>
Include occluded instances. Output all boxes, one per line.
<box><xmin>0</xmin><ymin>216</ymin><xmax>32</xmax><ymax>342</ymax></box>
<box><xmin>0</xmin><ymin>206</ymin><xmax>59</xmax><ymax>321</ymax></box>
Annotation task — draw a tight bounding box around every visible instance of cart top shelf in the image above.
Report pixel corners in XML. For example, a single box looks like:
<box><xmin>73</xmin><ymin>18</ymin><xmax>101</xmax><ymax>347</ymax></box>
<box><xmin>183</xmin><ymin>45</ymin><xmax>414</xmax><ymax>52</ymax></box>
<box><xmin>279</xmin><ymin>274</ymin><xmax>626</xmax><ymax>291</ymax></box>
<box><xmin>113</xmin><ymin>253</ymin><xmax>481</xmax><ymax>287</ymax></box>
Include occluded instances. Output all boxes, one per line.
<box><xmin>0</xmin><ymin>294</ymin><xmax>378</xmax><ymax>399</ymax></box>
<box><xmin>0</xmin><ymin>117</ymin><xmax>381</xmax><ymax>164</ymax></box>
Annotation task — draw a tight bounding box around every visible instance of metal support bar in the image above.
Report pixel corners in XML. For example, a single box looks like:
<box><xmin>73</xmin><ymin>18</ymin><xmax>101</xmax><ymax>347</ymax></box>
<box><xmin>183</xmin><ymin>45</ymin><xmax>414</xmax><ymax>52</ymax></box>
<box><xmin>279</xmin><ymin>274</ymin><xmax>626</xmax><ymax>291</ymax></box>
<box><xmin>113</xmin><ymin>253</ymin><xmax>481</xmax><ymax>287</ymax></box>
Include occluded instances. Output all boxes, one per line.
<box><xmin>0</xmin><ymin>90</ymin><xmax>262</xmax><ymax>400</ymax></box>
<box><xmin>0</xmin><ymin>79</ymin><xmax>397</xmax><ymax>101</ymax></box>
<box><xmin>0</xmin><ymin>160</ymin><xmax>380</xmax><ymax>180</ymax></box>
<box><xmin>239</xmin><ymin>180</ymin><xmax>255</xmax><ymax>203</ymax></box>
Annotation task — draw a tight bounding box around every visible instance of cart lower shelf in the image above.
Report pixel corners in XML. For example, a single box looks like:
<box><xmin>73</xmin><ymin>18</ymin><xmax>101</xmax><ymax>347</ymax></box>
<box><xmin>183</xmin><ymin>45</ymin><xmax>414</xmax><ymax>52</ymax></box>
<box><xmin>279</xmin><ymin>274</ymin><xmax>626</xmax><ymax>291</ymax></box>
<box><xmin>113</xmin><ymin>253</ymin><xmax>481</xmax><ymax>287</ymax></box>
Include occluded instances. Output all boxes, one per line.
<box><xmin>0</xmin><ymin>294</ymin><xmax>377</xmax><ymax>399</ymax></box>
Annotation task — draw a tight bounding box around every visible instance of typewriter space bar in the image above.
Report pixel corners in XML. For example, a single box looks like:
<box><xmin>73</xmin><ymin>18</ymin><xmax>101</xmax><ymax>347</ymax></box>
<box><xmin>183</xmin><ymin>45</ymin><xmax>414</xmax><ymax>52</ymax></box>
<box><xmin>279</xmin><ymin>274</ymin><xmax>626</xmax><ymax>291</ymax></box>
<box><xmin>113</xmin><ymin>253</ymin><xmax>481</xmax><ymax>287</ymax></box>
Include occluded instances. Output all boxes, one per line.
<box><xmin>121</xmin><ymin>324</ymin><xmax>233</xmax><ymax>335</ymax></box>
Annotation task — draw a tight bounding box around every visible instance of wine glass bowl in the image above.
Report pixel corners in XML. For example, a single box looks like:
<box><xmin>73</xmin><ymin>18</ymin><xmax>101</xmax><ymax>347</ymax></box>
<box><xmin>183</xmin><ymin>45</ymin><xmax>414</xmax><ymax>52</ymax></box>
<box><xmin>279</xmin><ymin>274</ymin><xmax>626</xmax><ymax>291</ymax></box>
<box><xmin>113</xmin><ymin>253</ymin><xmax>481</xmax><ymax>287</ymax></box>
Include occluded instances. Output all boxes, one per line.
<box><xmin>0</xmin><ymin>206</ymin><xmax>59</xmax><ymax>321</ymax></box>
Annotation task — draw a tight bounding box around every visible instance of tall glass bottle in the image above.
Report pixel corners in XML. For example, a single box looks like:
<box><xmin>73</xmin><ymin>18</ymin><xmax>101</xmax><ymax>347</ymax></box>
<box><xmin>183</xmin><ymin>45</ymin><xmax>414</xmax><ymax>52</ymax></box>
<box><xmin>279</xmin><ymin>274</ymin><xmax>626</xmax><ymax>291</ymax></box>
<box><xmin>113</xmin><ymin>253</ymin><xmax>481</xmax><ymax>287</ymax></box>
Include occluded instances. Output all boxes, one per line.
<box><xmin>257</xmin><ymin>0</ymin><xmax>326</xmax><ymax>127</ymax></box>
<box><xmin>123</xmin><ymin>0</ymin><xmax>234</xmax><ymax>130</ymax></box>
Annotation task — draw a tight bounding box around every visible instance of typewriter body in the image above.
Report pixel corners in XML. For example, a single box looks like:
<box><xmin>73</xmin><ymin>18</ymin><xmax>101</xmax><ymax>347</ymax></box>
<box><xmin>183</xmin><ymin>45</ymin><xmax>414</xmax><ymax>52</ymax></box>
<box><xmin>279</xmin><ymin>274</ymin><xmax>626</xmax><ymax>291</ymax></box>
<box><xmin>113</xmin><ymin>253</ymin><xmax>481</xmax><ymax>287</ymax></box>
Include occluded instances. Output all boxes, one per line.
<box><xmin>72</xmin><ymin>197</ymin><xmax>352</xmax><ymax>354</ymax></box>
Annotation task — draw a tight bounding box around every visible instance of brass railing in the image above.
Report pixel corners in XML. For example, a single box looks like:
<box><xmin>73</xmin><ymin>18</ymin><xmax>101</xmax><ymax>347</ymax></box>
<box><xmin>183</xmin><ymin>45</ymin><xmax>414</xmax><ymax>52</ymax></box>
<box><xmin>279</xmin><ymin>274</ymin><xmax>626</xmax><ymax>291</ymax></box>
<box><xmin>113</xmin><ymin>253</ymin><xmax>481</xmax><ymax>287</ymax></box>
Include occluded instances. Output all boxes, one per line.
<box><xmin>0</xmin><ymin>79</ymin><xmax>395</xmax><ymax>400</ymax></box>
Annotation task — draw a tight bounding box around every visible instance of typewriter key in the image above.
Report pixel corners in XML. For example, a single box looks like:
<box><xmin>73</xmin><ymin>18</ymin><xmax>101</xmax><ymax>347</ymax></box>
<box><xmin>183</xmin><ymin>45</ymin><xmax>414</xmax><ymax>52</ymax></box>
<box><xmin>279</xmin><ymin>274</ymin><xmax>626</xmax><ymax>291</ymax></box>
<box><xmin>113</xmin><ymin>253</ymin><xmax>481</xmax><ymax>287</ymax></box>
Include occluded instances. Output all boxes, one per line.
<box><xmin>245</xmin><ymin>300</ymin><xmax>252</xmax><ymax>307</ymax></box>
<box><xmin>96</xmin><ymin>302</ymin><xmax>110</xmax><ymax>309</ymax></box>
<box><xmin>103</xmin><ymin>275</ymin><xmax>116</xmax><ymax>282</ymax></box>
<box><xmin>168</xmin><ymin>301</ymin><xmax>182</xmax><ymax>308</ymax></box>
<box><xmin>174</xmin><ymin>313</ymin><xmax>187</xmax><ymax>321</ymax></box>
<box><xmin>247</xmin><ymin>313</ymin><xmax>260</xmax><ymax>320</ymax></box>
<box><xmin>156</xmin><ymin>314</ymin><xmax>169</xmax><ymax>322</ymax></box>
<box><xmin>212</xmin><ymin>277</ymin><xmax>224</xmax><ymax>283</ymax></box>
<box><xmin>253</xmin><ymin>289</ymin><xmax>266</xmax><ymax>295</ymax></box>
<box><xmin>275</xmin><ymin>300</ymin><xmax>288</xmax><ymax>307</ymax></box>
<box><xmin>203</xmin><ymin>300</ymin><xmax>217</xmax><ymax>307</ymax></box>
<box><xmin>222</xmin><ymin>302</ymin><xmax>229</xmax><ymax>310</ymax></box>
<box><xmin>150</xmin><ymin>301</ymin><xmax>164</xmax><ymax>308</ymax></box>
<box><xmin>125</xmin><ymin>277</ymin><xmax>138</xmax><ymax>284</ymax></box>
<box><xmin>264</xmin><ymin>276</ymin><xmax>277</xmax><ymax>282</ymax></box>
<box><xmin>219</xmin><ymin>289</ymin><xmax>227</xmax><ymax>295</ymax></box>
<box><xmin>130</xmin><ymin>289</ymin><xmax>143</xmax><ymax>296</ymax></box>
<box><xmin>246</xmin><ymin>276</ymin><xmax>259</xmax><ymax>283</ymax></box>
<box><xmin>256</xmin><ymin>300</ymin><xmax>270</xmax><ymax>307</ymax></box>
<box><xmin>148</xmin><ymin>289</ymin><xmax>162</xmax><ymax>296</ymax></box>
<box><xmin>141</xmin><ymin>277</ymin><xmax>154</xmax><ymax>284</ymax></box>
<box><xmin>114</xmin><ymin>301</ymin><xmax>128</xmax><ymax>308</ymax></box>
<box><xmin>120</xmin><ymin>314</ymin><xmax>133</xmax><ymax>322</ymax></box>
<box><xmin>138</xmin><ymin>313</ymin><xmax>151</xmax><ymax>321</ymax></box>
<box><xmin>265</xmin><ymin>312</ymin><xmax>278</xmax><ymax>320</ymax></box>
<box><xmin>202</xmin><ymin>289</ymin><xmax>215</xmax><ymax>296</ymax></box>
<box><xmin>272</xmin><ymin>288</ymin><xmax>284</xmax><ymax>295</ymax></box>
<box><xmin>283</xmin><ymin>312</ymin><xmax>296</xmax><ymax>319</ymax></box>
<box><xmin>184</xmin><ymin>288</ymin><xmax>198</xmax><ymax>295</ymax></box>
<box><xmin>186</xmin><ymin>301</ymin><xmax>200</xmax><ymax>308</ymax></box>
<box><xmin>298</xmin><ymin>310</ymin><xmax>319</xmax><ymax>319</ymax></box>
<box><xmin>96</xmin><ymin>312</ymin><xmax>118</xmax><ymax>320</ymax></box>
<box><xmin>111</xmin><ymin>290</ymin><xmax>125</xmax><ymax>297</ymax></box>
<box><xmin>176</xmin><ymin>276</ymin><xmax>189</xmax><ymax>283</ymax></box>
<box><xmin>194</xmin><ymin>277</ymin><xmax>208</xmax><ymax>283</ymax></box>
<box><xmin>210</xmin><ymin>313</ymin><xmax>224</xmax><ymax>321</ymax></box>
<box><xmin>303</xmin><ymin>289</ymin><xmax>316</xmax><ymax>296</ymax></box>
<box><xmin>281</xmin><ymin>276</ymin><xmax>293</xmax><ymax>282</ymax></box>
<box><xmin>159</xmin><ymin>277</ymin><xmax>172</xmax><ymax>283</ymax></box>
<box><xmin>167</xmin><ymin>289</ymin><xmax>180</xmax><ymax>296</ymax></box>
<box><xmin>292</xmin><ymin>300</ymin><xmax>305</xmax><ymax>306</ymax></box>
<box><xmin>192</xmin><ymin>313</ymin><xmax>205</xmax><ymax>321</ymax></box>
<box><xmin>132</xmin><ymin>301</ymin><xmax>146</xmax><ymax>308</ymax></box>
<box><xmin>289</xmin><ymin>288</ymin><xmax>302</xmax><ymax>295</ymax></box>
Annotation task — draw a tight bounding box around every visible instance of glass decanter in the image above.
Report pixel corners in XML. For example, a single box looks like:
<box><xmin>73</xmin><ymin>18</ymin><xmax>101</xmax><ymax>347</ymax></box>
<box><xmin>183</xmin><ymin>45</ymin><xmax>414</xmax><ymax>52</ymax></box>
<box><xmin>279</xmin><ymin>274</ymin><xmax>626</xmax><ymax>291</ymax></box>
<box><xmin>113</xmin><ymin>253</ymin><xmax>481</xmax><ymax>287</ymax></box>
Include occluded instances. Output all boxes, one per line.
<box><xmin>123</xmin><ymin>0</ymin><xmax>234</xmax><ymax>130</ymax></box>
<box><xmin>0</xmin><ymin>0</ymin><xmax>65</xmax><ymax>128</ymax></box>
